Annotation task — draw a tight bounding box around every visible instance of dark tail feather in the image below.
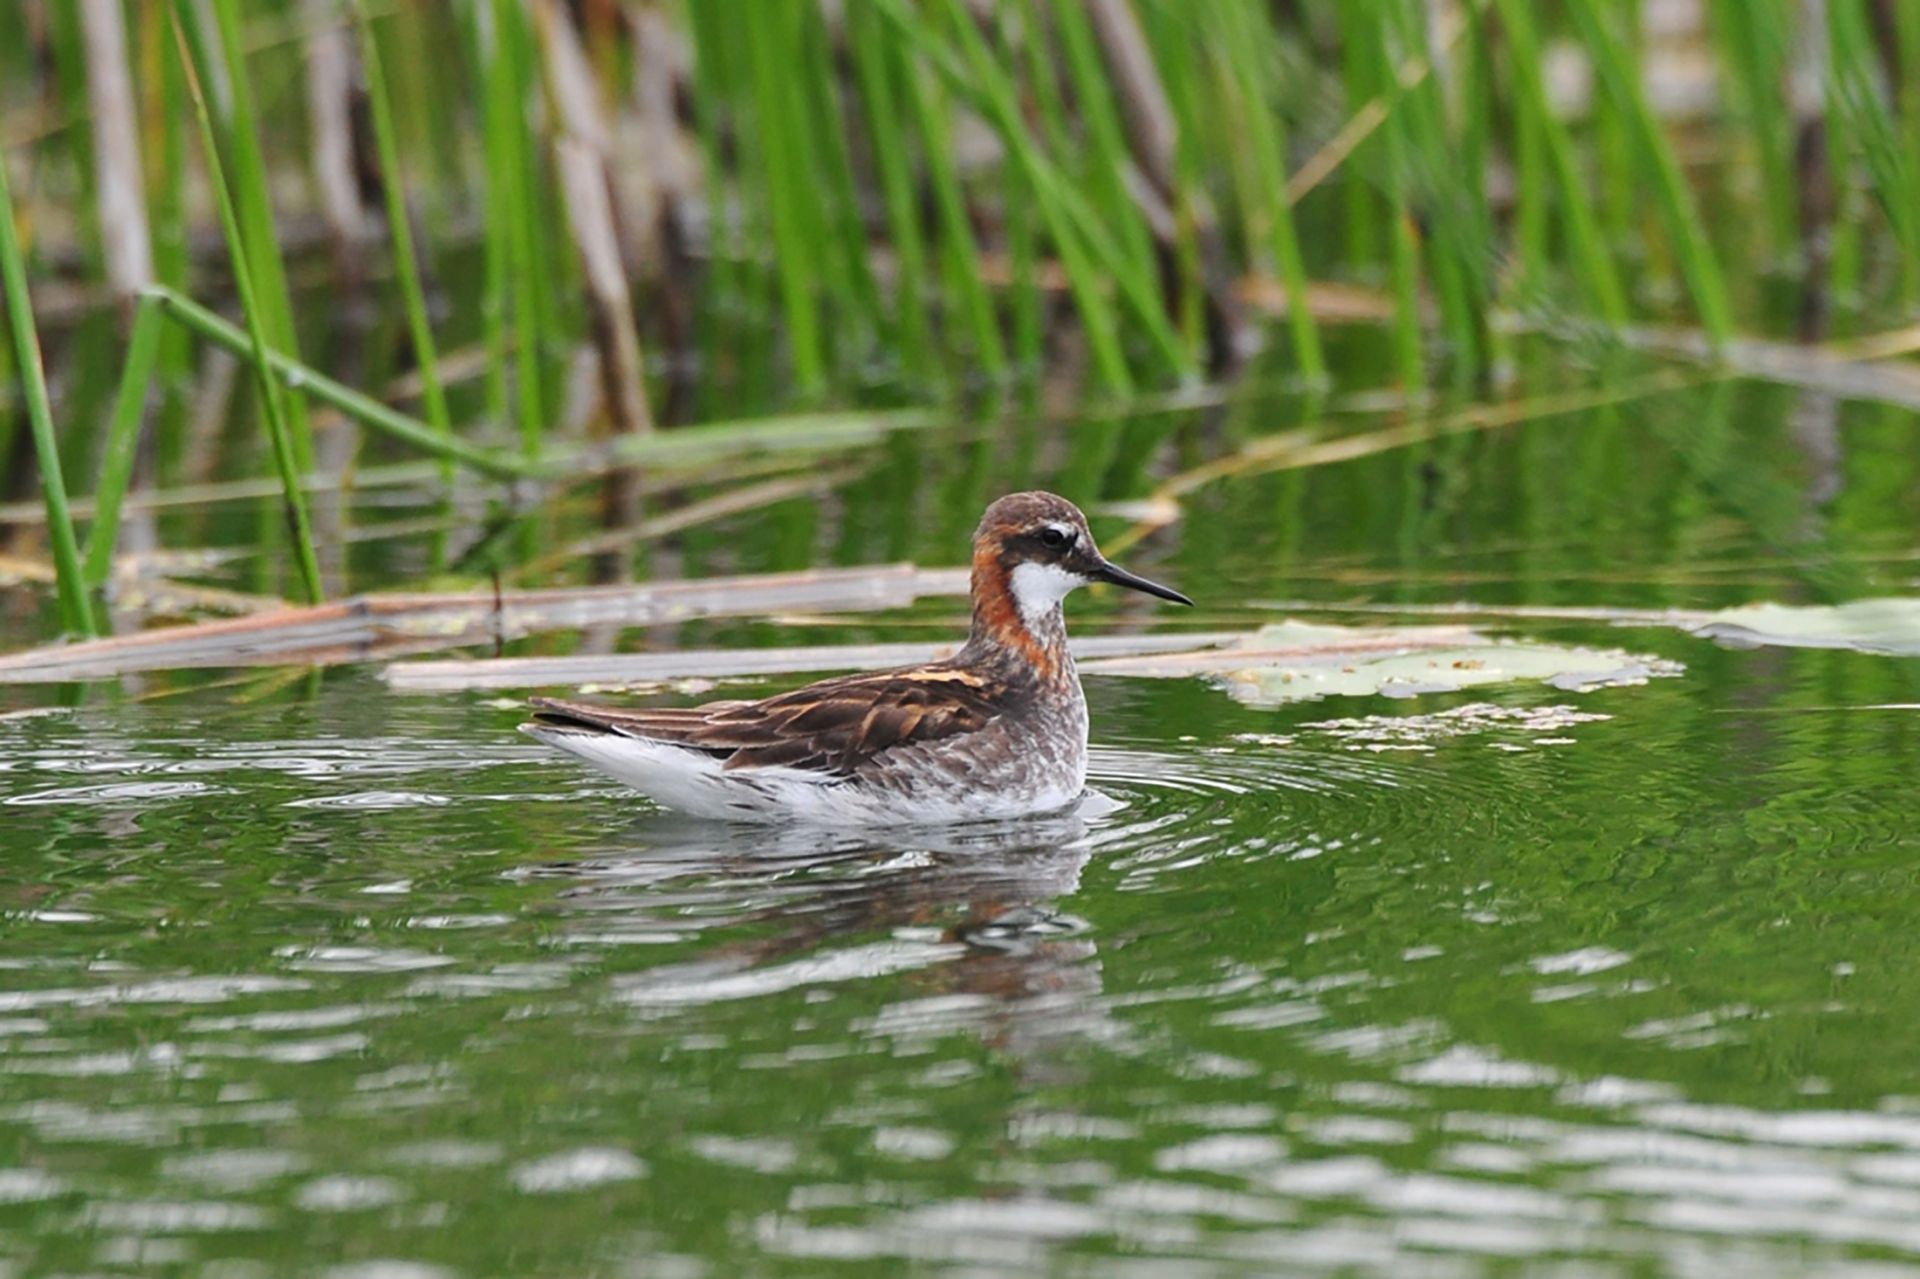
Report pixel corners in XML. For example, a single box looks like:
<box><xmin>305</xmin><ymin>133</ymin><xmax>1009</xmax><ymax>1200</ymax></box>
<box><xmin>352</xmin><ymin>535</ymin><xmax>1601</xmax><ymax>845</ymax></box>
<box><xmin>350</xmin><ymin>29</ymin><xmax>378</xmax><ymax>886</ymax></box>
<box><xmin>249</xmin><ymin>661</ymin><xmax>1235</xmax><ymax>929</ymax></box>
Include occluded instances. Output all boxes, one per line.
<box><xmin>524</xmin><ymin>696</ymin><xmax>624</xmax><ymax>737</ymax></box>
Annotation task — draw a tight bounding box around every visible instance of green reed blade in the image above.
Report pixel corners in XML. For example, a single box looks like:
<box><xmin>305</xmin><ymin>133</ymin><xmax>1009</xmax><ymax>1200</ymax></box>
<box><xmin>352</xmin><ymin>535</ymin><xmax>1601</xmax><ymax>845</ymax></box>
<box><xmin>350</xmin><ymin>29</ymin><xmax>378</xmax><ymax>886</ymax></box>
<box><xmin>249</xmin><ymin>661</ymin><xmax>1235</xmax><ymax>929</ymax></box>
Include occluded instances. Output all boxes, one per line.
<box><xmin>845</xmin><ymin>0</ymin><xmax>937</xmax><ymax>384</ymax></box>
<box><xmin>1004</xmin><ymin>162</ymin><xmax>1045</xmax><ymax>386</ymax></box>
<box><xmin>1330</xmin><ymin>0</ymin><xmax>1384</xmax><ymax>269</ymax></box>
<box><xmin>742</xmin><ymin>1</ymin><xmax>826</xmax><ymax>396</ymax></box>
<box><xmin>354</xmin><ymin>0</ymin><xmax>453</xmax><ymax>478</ymax></box>
<box><xmin>895</xmin><ymin>40</ymin><xmax>1007</xmax><ymax>380</ymax></box>
<box><xmin>1047</xmin><ymin>0</ymin><xmax>1157</xmax><ymax>278</ymax></box>
<box><xmin>81</xmin><ymin>292</ymin><xmax>163</xmax><ymax>587</ymax></box>
<box><xmin>484</xmin><ymin>0</ymin><xmax>546</xmax><ymax>455</ymax></box>
<box><xmin>799</xmin><ymin>3</ymin><xmax>883</xmax><ymax>345</ymax></box>
<box><xmin>140</xmin><ymin>0</ymin><xmax>194</xmax><ymax>477</ymax></box>
<box><xmin>1900</xmin><ymin>0</ymin><xmax>1920</xmax><ymax>195</ymax></box>
<box><xmin>48</xmin><ymin>0</ymin><xmax>99</xmax><ymax>272</ymax></box>
<box><xmin>929</xmin><ymin>0</ymin><xmax>1129</xmax><ymax>393</ymax></box>
<box><xmin>681</xmin><ymin>0</ymin><xmax>739</xmax><ymax>332</ymax></box>
<box><xmin>1704</xmin><ymin>0</ymin><xmax>1798</xmax><ymax>254</ymax></box>
<box><xmin>1566</xmin><ymin>0</ymin><xmax>1733</xmax><ymax>345</ymax></box>
<box><xmin>1589</xmin><ymin>0</ymin><xmax>1643</xmax><ymax>256</ymax></box>
<box><xmin>144</xmin><ymin>287</ymin><xmax>541</xmax><ymax>482</ymax></box>
<box><xmin>1817</xmin><ymin>10</ymin><xmax>1867</xmax><ymax>313</ymax></box>
<box><xmin>1130</xmin><ymin>1</ymin><xmax>1210</xmax><ymax>353</ymax></box>
<box><xmin>1507</xmin><ymin>23</ymin><xmax>1550</xmax><ymax>295</ymax></box>
<box><xmin>1492</xmin><ymin>0</ymin><xmax>1630</xmax><ymax>328</ymax></box>
<box><xmin>170</xmin><ymin>7</ymin><xmax>322</xmax><ymax>604</ymax></box>
<box><xmin>1214</xmin><ymin>0</ymin><xmax>1326</xmax><ymax>384</ymax></box>
<box><xmin>1826</xmin><ymin>0</ymin><xmax>1920</xmax><ymax>287</ymax></box>
<box><xmin>1381</xmin><ymin>0</ymin><xmax>1487</xmax><ymax>380</ymax></box>
<box><xmin>894</xmin><ymin>0</ymin><xmax>1195</xmax><ymax>387</ymax></box>
<box><xmin>1346</xmin><ymin>4</ymin><xmax>1424</xmax><ymax>388</ymax></box>
<box><xmin>1459</xmin><ymin>1</ymin><xmax>1512</xmax><ymax>373</ymax></box>
<box><xmin>0</xmin><ymin>144</ymin><xmax>97</xmax><ymax>636</ymax></box>
<box><xmin>458</xmin><ymin>4</ymin><xmax>510</xmax><ymax>429</ymax></box>
<box><xmin>189</xmin><ymin>0</ymin><xmax>316</xmax><ymax>471</ymax></box>
<box><xmin>1004</xmin><ymin>3</ymin><xmax>1072</xmax><ymax>378</ymax></box>
<box><xmin>396</xmin><ymin>7</ymin><xmax>459</xmax><ymax>225</ymax></box>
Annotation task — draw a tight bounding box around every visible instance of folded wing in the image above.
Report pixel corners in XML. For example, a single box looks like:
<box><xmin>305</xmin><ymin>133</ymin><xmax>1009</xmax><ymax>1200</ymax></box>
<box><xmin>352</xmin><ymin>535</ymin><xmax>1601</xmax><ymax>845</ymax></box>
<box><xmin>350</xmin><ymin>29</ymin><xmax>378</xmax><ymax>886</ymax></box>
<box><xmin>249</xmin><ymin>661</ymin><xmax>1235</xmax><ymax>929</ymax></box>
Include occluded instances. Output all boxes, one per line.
<box><xmin>527</xmin><ymin>666</ymin><xmax>1004</xmax><ymax>778</ymax></box>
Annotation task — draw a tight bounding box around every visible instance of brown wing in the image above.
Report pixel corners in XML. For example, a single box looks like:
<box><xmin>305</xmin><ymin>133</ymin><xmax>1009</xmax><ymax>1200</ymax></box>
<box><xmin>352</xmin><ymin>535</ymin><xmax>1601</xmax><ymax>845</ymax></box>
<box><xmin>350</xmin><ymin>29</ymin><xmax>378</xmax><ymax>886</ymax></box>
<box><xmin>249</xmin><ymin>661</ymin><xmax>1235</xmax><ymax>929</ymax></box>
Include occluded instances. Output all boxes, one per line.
<box><xmin>527</xmin><ymin>665</ymin><xmax>1004</xmax><ymax>778</ymax></box>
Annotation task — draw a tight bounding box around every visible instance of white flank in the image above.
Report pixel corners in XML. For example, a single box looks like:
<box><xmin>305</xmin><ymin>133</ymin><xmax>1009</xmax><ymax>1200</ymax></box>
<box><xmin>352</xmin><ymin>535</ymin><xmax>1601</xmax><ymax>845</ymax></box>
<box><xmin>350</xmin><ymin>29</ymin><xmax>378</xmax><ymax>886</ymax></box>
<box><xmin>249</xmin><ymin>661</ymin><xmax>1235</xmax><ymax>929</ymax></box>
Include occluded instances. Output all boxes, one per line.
<box><xmin>1008</xmin><ymin>561</ymin><xmax>1086</xmax><ymax>625</ymax></box>
<box><xmin>521</xmin><ymin>724</ymin><xmax>1079</xmax><ymax>825</ymax></box>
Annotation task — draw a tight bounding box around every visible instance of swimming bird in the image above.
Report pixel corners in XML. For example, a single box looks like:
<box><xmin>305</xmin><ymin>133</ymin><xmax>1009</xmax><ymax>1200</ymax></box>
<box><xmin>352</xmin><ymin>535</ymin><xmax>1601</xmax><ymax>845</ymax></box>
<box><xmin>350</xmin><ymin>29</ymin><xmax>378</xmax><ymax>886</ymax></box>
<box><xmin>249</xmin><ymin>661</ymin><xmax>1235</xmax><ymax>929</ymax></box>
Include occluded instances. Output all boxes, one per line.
<box><xmin>521</xmin><ymin>491</ymin><xmax>1191</xmax><ymax>823</ymax></box>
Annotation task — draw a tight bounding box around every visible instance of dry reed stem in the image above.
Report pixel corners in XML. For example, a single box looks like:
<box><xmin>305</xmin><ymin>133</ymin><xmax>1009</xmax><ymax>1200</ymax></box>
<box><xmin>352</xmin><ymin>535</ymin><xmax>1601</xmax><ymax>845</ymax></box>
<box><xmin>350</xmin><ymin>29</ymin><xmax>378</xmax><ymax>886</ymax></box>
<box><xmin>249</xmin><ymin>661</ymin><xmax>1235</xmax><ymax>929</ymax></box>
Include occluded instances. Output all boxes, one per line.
<box><xmin>78</xmin><ymin>0</ymin><xmax>153</xmax><ymax>300</ymax></box>
<box><xmin>1285</xmin><ymin>4</ymin><xmax>1466</xmax><ymax>207</ymax></box>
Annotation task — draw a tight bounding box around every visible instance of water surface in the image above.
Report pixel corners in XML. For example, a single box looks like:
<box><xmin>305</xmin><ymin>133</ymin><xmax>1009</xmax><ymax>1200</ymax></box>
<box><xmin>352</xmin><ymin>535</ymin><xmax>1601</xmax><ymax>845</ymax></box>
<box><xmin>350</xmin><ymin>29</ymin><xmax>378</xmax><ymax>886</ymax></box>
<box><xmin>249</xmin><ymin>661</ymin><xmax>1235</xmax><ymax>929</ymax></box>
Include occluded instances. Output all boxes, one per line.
<box><xmin>3</xmin><ymin>379</ymin><xmax>1918</xmax><ymax>1275</ymax></box>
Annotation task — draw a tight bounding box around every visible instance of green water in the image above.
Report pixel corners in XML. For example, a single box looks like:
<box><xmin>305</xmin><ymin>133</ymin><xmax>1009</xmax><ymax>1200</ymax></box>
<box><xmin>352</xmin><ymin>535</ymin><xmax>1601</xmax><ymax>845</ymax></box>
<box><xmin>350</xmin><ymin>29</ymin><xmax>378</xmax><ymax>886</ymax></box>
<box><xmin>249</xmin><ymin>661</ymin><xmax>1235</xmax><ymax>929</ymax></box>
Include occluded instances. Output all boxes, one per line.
<box><xmin>3</xmin><ymin>376</ymin><xmax>1920</xmax><ymax>1275</ymax></box>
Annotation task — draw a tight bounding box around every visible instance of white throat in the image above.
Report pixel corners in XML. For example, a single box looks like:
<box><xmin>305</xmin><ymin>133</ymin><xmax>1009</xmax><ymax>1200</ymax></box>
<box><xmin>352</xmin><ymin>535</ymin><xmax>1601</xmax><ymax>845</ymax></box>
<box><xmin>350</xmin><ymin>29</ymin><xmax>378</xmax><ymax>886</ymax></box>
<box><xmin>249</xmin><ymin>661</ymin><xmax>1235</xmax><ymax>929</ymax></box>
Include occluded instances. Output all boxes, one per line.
<box><xmin>1008</xmin><ymin>561</ymin><xmax>1085</xmax><ymax>626</ymax></box>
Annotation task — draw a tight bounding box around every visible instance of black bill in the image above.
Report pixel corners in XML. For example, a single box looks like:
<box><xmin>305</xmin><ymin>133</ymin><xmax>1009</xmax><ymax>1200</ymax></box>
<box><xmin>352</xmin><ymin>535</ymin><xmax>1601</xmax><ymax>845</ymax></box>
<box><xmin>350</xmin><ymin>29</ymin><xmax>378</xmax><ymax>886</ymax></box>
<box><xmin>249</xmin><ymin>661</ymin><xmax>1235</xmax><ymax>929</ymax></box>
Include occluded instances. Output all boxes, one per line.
<box><xmin>1092</xmin><ymin>559</ymin><xmax>1194</xmax><ymax>606</ymax></box>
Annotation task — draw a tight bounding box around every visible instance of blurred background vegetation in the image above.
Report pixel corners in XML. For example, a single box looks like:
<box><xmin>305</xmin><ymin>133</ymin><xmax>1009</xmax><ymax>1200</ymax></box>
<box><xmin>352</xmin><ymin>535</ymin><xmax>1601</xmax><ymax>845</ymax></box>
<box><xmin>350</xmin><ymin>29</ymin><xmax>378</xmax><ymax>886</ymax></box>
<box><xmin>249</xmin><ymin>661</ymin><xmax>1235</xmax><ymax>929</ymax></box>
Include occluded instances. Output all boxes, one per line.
<box><xmin>1</xmin><ymin>0</ymin><xmax>1917</xmax><ymax>643</ymax></box>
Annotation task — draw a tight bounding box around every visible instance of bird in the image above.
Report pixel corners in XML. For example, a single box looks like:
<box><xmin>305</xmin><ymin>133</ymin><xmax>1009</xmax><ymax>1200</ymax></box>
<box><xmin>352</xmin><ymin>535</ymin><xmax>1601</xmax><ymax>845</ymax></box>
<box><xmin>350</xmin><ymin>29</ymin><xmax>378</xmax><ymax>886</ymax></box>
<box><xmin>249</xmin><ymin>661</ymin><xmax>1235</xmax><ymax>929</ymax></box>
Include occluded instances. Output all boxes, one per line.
<box><xmin>521</xmin><ymin>491</ymin><xmax>1192</xmax><ymax>824</ymax></box>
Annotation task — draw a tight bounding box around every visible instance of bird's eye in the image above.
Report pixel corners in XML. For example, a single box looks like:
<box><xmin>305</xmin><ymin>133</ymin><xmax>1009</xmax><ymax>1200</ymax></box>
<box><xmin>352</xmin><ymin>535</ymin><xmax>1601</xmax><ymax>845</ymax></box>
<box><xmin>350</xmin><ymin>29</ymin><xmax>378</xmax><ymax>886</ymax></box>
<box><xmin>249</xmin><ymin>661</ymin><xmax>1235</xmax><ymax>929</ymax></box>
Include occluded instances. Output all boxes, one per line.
<box><xmin>1036</xmin><ymin>526</ymin><xmax>1073</xmax><ymax>550</ymax></box>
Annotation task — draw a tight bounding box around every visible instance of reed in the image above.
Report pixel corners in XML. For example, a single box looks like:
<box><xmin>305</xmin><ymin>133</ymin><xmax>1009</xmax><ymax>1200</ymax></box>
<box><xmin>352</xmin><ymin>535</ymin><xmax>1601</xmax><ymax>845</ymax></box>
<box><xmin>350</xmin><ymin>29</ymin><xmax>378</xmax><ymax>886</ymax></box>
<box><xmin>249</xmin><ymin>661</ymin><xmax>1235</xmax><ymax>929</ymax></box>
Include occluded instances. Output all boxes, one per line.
<box><xmin>1493</xmin><ymin>0</ymin><xmax>1630</xmax><ymax>327</ymax></box>
<box><xmin>81</xmin><ymin>293</ymin><xmax>163</xmax><ymax>587</ymax></box>
<box><xmin>1825</xmin><ymin>0</ymin><xmax>1920</xmax><ymax>293</ymax></box>
<box><xmin>1213</xmin><ymin>0</ymin><xmax>1326</xmax><ymax>384</ymax></box>
<box><xmin>171</xmin><ymin>6</ymin><xmax>323</xmax><ymax>604</ymax></box>
<box><xmin>353</xmin><ymin>0</ymin><xmax>453</xmax><ymax>470</ymax></box>
<box><xmin>742</xmin><ymin>2</ymin><xmax>828</xmax><ymax>397</ymax></box>
<box><xmin>1704</xmin><ymin>0</ymin><xmax>1798</xmax><ymax>255</ymax></box>
<box><xmin>144</xmin><ymin>288</ymin><xmax>539</xmax><ymax>481</ymax></box>
<box><xmin>0</xmin><ymin>143</ymin><xmax>96</xmax><ymax>636</ymax></box>
<box><xmin>185</xmin><ymin>0</ymin><xmax>318</xmax><ymax>471</ymax></box>
<box><xmin>898</xmin><ymin>40</ymin><xmax>1008</xmax><ymax>382</ymax></box>
<box><xmin>4</xmin><ymin>0</ymin><xmax>1920</xmax><ymax>645</ymax></box>
<box><xmin>481</xmin><ymin>0</ymin><xmax>547</xmax><ymax>456</ymax></box>
<box><xmin>846</xmin><ymin>0</ymin><xmax>937</xmax><ymax>383</ymax></box>
<box><xmin>1565</xmin><ymin>0</ymin><xmax>1734</xmax><ymax>344</ymax></box>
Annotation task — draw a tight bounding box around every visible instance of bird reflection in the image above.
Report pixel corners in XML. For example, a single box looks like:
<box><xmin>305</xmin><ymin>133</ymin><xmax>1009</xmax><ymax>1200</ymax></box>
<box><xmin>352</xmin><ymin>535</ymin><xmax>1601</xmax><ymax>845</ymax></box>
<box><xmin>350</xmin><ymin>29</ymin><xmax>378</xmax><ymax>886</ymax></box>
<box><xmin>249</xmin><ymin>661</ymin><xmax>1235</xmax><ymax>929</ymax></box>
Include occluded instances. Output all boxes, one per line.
<box><xmin>514</xmin><ymin>798</ymin><xmax>1122</xmax><ymax>1064</ymax></box>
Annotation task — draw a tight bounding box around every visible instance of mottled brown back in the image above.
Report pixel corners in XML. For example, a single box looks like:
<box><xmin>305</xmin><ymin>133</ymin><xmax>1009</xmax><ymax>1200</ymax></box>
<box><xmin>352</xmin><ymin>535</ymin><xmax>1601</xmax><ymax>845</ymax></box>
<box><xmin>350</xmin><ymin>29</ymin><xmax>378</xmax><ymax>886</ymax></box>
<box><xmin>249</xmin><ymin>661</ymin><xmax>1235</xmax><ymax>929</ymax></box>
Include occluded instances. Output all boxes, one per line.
<box><xmin>527</xmin><ymin>662</ymin><xmax>1014</xmax><ymax>778</ymax></box>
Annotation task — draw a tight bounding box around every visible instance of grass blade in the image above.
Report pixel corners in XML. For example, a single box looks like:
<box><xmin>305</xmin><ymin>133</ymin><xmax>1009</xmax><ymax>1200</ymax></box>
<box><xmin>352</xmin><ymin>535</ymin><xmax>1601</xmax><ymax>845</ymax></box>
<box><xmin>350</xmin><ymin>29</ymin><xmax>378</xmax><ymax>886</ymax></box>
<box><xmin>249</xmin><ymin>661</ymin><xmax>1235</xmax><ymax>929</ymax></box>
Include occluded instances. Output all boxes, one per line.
<box><xmin>0</xmin><ymin>146</ymin><xmax>97</xmax><ymax>636</ymax></box>
<box><xmin>1212</xmin><ymin>0</ymin><xmax>1326</xmax><ymax>383</ymax></box>
<box><xmin>354</xmin><ymin>0</ymin><xmax>453</xmax><ymax>476</ymax></box>
<box><xmin>194</xmin><ymin>0</ymin><xmax>317</xmax><ymax>471</ymax></box>
<box><xmin>846</xmin><ymin>0</ymin><xmax>938</xmax><ymax>384</ymax></box>
<box><xmin>144</xmin><ymin>286</ymin><xmax>540</xmax><ymax>481</ymax></box>
<box><xmin>898</xmin><ymin>46</ymin><xmax>1008</xmax><ymax>381</ymax></box>
<box><xmin>171</xmin><ymin>5</ymin><xmax>323</xmax><ymax>604</ymax></box>
<box><xmin>743</xmin><ymin>1</ymin><xmax>827</xmax><ymax>397</ymax></box>
<box><xmin>483</xmin><ymin>0</ymin><xmax>546</xmax><ymax>456</ymax></box>
<box><xmin>1566</xmin><ymin>0</ymin><xmax>1734</xmax><ymax>344</ymax></box>
<box><xmin>82</xmin><ymin>292</ymin><xmax>164</xmax><ymax>587</ymax></box>
<box><xmin>1492</xmin><ymin>0</ymin><xmax>1631</xmax><ymax>327</ymax></box>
